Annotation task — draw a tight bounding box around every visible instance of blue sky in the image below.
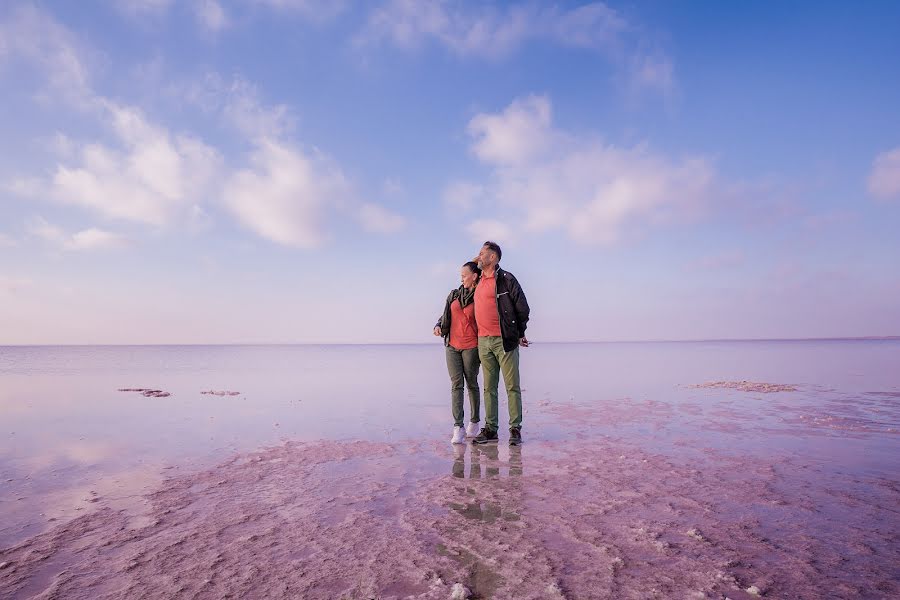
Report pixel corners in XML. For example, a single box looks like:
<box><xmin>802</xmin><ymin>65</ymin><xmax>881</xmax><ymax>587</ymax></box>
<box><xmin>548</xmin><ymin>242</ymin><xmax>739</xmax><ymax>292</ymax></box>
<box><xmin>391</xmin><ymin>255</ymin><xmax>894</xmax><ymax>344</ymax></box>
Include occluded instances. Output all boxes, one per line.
<box><xmin>1</xmin><ymin>0</ymin><xmax>899</xmax><ymax>344</ymax></box>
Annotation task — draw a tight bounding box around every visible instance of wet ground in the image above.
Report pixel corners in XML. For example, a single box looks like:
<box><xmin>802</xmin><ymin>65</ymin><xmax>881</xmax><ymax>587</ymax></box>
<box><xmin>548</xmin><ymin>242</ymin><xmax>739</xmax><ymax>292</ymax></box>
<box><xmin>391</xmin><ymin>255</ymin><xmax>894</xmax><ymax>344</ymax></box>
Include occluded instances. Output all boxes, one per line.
<box><xmin>1</xmin><ymin>342</ymin><xmax>898</xmax><ymax>598</ymax></box>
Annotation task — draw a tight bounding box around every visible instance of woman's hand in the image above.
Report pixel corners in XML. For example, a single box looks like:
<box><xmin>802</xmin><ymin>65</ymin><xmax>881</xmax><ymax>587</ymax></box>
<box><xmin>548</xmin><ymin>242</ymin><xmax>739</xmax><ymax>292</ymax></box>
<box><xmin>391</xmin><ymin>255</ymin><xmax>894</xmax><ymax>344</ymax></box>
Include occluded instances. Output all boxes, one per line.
<box><xmin>433</xmin><ymin>326</ymin><xmax>441</xmax><ymax>337</ymax></box>
<box><xmin>519</xmin><ymin>336</ymin><xmax>530</xmax><ymax>347</ymax></box>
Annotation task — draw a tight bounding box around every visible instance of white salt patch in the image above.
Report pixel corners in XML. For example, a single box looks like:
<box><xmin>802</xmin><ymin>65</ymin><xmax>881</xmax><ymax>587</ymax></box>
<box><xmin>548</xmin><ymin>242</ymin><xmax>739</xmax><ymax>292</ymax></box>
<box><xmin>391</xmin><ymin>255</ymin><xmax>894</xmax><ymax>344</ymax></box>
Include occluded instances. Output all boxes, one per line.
<box><xmin>686</xmin><ymin>528</ymin><xmax>706</xmax><ymax>542</ymax></box>
<box><xmin>545</xmin><ymin>582</ymin><xmax>566</xmax><ymax>598</ymax></box>
<box><xmin>746</xmin><ymin>585</ymin><xmax>762</xmax><ymax>595</ymax></box>
<box><xmin>690</xmin><ymin>380</ymin><xmax>797</xmax><ymax>393</ymax></box>
<box><xmin>449</xmin><ymin>582</ymin><xmax>470</xmax><ymax>599</ymax></box>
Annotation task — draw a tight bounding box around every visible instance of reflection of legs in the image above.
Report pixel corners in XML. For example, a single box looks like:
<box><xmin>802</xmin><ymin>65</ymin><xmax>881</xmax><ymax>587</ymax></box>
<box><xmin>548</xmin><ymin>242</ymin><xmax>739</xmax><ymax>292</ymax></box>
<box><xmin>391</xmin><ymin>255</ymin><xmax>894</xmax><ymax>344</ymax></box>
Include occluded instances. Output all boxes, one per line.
<box><xmin>497</xmin><ymin>344</ymin><xmax>522</xmax><ymax>429</ymax></box>
<box><xmin>469</xmin><ymin>447</ymin><xmax>481</xmax><ymax>479</ymax></box>
<box><xmin>478</xmin><ymin>337</ymin><xmax>501</xmax><ymax>431</ymax></box>
<box><xmin>508</xmin><ymin>445</ymin><xmax>523</xmax><ymax>477</ymax></box>
<box><xmin>461</xmin><ymin>348</ymin><xmax>481</xmax><ymax>423</ymax></box>
<box><xmin>479</xmin><ymin>445</ymin><xmax>500</xmax><ymax>478</ymax></box>
<box><xmin>452</xmin><ymin>444</ymin><xmax>465</xmax><ymax>478</ymax></box>
<box><xmin>445</xmin><ymin>346</ymin><xmax>465</xmax><ymax>427</ymax></box>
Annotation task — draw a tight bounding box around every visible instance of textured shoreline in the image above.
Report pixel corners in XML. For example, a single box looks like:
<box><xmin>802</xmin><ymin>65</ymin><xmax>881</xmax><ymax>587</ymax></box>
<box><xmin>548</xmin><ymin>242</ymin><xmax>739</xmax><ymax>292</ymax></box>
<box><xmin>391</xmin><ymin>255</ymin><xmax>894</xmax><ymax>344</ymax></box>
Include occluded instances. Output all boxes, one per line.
<box><xmin>2</xmin><ymin>428</ymin><xmax>896</xmax><ymax>599</ymax></box>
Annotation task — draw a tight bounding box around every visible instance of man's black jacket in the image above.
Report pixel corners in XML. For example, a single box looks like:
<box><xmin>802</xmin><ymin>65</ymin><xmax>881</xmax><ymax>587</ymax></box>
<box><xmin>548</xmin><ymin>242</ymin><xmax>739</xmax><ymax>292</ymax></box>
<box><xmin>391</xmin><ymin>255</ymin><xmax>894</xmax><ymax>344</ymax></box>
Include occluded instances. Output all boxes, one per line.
<box><xmin>435</xmin><ymin>266</ymin><xmax>530</xmax><ymax>352</ymax></box>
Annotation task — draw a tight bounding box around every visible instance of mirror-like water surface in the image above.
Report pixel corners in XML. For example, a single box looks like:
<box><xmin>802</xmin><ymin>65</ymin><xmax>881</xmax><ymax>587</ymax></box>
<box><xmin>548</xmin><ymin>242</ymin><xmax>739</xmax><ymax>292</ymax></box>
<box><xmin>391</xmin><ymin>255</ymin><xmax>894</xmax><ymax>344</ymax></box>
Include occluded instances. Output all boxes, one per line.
<box><xmin>1</xmin><ymin>341</ymin><xmax>897</xmax><ymax>598</ymax></box>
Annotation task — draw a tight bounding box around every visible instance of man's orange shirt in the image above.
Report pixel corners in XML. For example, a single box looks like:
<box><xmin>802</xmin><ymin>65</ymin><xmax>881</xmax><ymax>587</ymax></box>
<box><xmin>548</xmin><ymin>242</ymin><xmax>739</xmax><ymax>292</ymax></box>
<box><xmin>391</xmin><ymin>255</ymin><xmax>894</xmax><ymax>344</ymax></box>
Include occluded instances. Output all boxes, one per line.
<box><xmin>474</xmin><ymin>272</ymin><xmax>502</xmax><ymax>336</ymax></box>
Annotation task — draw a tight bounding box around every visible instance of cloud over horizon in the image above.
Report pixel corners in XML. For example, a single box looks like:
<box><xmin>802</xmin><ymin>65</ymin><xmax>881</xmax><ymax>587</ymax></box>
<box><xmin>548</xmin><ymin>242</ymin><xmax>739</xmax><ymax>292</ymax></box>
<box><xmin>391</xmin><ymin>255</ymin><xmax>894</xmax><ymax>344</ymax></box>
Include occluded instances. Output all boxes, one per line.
<box><xmin>1</xmin><ymin>1</ymin><xmax>898</xmax><ymax>343</ymax></box>
<box><xmin>357</xmin><ymin>1</ymin><xmax>674</xmax><ymax>99</ymax></box>
<box><xmin>26</xmin><ymin>216</ymin><xmax>128</xmax><ymax>251</ymax></box>
<box><xmin>223</xmin><ymin>139</ymin><xmax>348</xmax><ymax>248</ymax></box>
<box><xmin>461</xmin><ymin>94</ymin><xmax>715</xmax><ymax>245</ymax></box>
<box><xmin>359</xmin><ymin>0</ymin><xmax>627</xmax><ymax>58</ymax></box>
<box><xmin>1</xmin><ymin>5</ymin><xmax>405</xmax><ymax>250</ymax></box>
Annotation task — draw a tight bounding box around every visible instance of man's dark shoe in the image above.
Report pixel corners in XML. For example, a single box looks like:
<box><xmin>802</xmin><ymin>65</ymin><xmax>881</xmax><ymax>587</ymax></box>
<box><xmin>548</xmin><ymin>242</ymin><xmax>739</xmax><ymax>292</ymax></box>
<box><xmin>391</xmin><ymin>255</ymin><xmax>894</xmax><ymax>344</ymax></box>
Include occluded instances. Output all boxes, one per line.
<box><xmin>472</xmin><ymin>427</ymin><xmax>498</xmax><ymax>444</ymax></box>
<box><xmin>509</xmin><ymin>427</ymin><xmax>522</xmax><ymax>446</ymax></box>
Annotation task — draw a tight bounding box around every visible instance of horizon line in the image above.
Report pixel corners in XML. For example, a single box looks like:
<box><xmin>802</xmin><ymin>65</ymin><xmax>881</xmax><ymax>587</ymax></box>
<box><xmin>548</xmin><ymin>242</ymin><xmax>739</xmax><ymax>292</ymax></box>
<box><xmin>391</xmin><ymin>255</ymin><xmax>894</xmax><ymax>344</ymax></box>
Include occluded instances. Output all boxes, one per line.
<box><xmin>2</xmin><ymin>335</ymin><xmax>898</xmax><ymax>347</ymax></box>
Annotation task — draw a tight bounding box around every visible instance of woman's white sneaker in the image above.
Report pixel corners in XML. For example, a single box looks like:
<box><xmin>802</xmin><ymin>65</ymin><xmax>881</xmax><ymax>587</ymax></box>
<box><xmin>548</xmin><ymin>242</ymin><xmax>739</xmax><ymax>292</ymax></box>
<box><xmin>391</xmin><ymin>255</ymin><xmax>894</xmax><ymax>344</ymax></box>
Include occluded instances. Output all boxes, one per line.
<box><xmin>450</xmin><ymin>426</ymin><xmax>466</xmax><ymax>444</ymax></box>
<box><xmin>465</xmin><ymin>421</ymin><xmax>481</xmax><ymax>437</ymax></box>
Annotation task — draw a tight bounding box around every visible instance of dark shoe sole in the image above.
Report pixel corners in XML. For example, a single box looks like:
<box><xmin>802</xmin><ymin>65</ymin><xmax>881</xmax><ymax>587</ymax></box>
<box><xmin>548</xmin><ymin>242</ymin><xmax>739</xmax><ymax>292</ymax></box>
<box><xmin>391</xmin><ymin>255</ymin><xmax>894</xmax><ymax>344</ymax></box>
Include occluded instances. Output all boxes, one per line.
<box><xmin>509</xmin><ymin>439</ymin><xmax>522</xmax><ymax>446</ymax></box>
<box><xmin>472</xmin><ymin>437</ymin><xmax>498</xmax><ymax>445</ymax></box>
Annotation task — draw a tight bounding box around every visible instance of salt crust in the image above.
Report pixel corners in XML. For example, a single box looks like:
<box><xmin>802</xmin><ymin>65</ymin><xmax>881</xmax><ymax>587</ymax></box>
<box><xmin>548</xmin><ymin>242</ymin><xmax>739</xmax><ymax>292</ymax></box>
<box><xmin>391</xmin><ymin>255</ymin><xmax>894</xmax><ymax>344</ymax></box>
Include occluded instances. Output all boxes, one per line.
<box><xmin>1</xmin><ymin>433</ymin><xmax>896</xmax><ymax>599</ymax></box>
<box><xmin>689</xmin><ymin>381</ymin><xmax>799</xmax><ymax>393</ymax></box>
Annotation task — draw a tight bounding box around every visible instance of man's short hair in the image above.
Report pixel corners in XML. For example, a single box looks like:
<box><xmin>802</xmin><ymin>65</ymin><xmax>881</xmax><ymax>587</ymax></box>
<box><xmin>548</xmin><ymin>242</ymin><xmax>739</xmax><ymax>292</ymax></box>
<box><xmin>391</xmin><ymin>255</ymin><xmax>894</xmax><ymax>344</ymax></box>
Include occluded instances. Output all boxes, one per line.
<box><xmin>483</xmin><ymin>241</ymin><xmax>502</xmax><ymax>261</ymax></box>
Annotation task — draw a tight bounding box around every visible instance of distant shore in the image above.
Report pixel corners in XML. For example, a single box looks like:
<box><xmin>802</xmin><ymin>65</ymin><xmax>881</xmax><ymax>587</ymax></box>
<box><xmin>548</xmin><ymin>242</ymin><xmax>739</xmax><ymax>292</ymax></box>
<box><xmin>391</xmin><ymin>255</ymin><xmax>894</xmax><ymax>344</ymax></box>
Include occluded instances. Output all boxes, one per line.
<box><xmin>2</xmin><ymin>335</ymin><xmax>899</xmax><ymax>347</ymax></box>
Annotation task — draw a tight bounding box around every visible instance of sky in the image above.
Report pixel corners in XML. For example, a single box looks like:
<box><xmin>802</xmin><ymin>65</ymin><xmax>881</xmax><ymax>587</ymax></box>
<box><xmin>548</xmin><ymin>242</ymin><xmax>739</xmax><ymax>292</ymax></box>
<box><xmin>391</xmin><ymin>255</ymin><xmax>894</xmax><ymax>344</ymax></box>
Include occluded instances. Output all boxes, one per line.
<box><xmin>1</xmin><ymin>0</ymin><xmax>899</xmax><ymax>344</ymax></box>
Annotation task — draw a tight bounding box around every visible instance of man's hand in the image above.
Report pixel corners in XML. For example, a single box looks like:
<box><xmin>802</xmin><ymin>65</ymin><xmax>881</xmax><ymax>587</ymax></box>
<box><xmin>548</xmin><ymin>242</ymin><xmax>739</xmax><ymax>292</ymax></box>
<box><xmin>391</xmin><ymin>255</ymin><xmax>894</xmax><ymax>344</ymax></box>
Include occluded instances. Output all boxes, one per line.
<box><xmin>519</xmin><ymin>336</ymin><xmax>529</xmax><ymax>347</ymax></box>
<box><xmin>433</xmin><ymin>326</ymin><xmax>442</xmax><ymax>337</ymax></box>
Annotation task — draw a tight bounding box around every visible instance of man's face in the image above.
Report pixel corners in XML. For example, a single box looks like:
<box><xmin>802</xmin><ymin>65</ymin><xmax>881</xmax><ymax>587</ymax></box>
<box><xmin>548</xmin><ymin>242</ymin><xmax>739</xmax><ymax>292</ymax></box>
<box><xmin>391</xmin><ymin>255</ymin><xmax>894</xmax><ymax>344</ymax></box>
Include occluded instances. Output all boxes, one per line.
<box><xmin>478</xmin><ymin>246</ymin><xmax>496</xmax><ymax>269</ymax></box>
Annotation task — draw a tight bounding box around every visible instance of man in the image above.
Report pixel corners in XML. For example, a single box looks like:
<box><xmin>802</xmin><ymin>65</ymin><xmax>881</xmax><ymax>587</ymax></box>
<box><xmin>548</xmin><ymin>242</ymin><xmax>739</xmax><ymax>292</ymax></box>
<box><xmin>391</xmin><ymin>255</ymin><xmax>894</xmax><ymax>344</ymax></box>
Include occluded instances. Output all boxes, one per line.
<box><xmin>471</xmin><ymin>241</ymin><xmax>530</xmax><ymax>446</ymax></box>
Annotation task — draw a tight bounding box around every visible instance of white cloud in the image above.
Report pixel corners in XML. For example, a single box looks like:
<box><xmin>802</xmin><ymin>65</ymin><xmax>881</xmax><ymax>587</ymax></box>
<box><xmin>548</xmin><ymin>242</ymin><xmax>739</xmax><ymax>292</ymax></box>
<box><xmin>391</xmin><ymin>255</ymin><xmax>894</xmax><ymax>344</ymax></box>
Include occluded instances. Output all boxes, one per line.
<box><xmin>51</xmin><ymin>132</ymin><xmax>76</xmax><ymax>157</ymax></box>
<box><xmin>0</xmin><ymin>233</ymin><xmax>18</xmax><ymax>248</ymax></box>
<box><xmin>0</xmin><ymin>5</ymin><xmax>94</xmax><ymax>107</ymax></box>
<box><xmin>358</xmin><ymin>1</ymin><xmax>675</xmax><ymax>98</ymax></box>
<box><xmin>188</xmin><ymin>204</ymin><xmax>214</xmax><ymax>233</ymax></box>
<box><xmin>358</xmin><ymin>0</ymin><xmax>626</xmax><ymax>59</ymax></box>
<box><xmin>5</xmin><ymin>177</ymin><xmax>43</xmax><ymax>198</ymax></box>
<box><xmin>223</xmin><ymin>78</ymin><xmax>294</xmax><ymax>139</ymax></box>
<box><xmin>867</xmin><ymin>147</ymin><xmax>900</xmax><ymax>201</ymax></box>
<box><xmin>443</xmin><ymin>181</ymin><xmax>484</xmax><ymax>214</ymax></box>
<box><xmin>50</xmin><ymin>102</ymin><xmax>222</xmax><ymax>226</ymax></box>
<box><xmin>2</xmin><ymin>8</ymin><xmax>223</xmax><ymax>229</ymax></box>
<box><xmin>26</xmin><ymin>216</ymin><xmax>127</xmax><ymax>251</ymax></box>
<box><xmin>68</xmin><ymin>228</ymin><xmax>128</xmax><ymax>250</ymax></box>
<box><xmin>462</xmin><ymin>95</ymin><xmax>715</xmax><ymax>245</ymax></box>
<box><xmin>2</xmin><ymin>7</ymin><xmax>374</xmax><ymax>249</ymax></box>
<box><xmin>25</xmin><ymin>216</ymin><xmax>63</xmax><ymax>244</ymax></box>
<box><xmin>178</xmin><ymin>73</ymin><xmax>295</xmax><ymax>138</ymax></box>
<box><xmin>466</xmin><ymin>218</ymin><xmax>513</xmax><ymax>245</ymax></box>
<box><xmin>357</xmin><ymin>203</ymin><xmax>407</xmax><ymax>234</ymax></box>
<box><xmin>566</xmin><ymin>151</ymin><xmax>713</xmax><ymax>244</ymax></box>
<box><xmin>195</xmin><ymin>0</ymin><xmax>230</xmax><ymax>32</ymax></box>
<box><xmin>113</xmin><ymin>0</ymin><xmax>342</xmax><ymax>27</ymax></box>
<box><xmin>32</xmin><ymin>132</ymin><xmax>77</xmax><ymax>159</ymax></box>
<box><xmin>224</xmin><ymin>139</ymin><xmax>349</xmax><ymax>248</ymax></box>
<box><xmin>467</xmin><ymin>94</ymin><xmax>560</xmax><ymax>166</ymax></box>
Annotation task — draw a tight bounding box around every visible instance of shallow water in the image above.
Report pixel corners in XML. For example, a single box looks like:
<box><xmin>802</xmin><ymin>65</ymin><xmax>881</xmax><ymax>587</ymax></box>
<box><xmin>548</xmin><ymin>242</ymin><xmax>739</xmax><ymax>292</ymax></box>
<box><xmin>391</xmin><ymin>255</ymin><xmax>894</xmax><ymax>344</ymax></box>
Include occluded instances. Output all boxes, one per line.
<box><xmin>1</xmin><ymin>341</ymin><xmax>898</xmax><ymax>598</ymax></box>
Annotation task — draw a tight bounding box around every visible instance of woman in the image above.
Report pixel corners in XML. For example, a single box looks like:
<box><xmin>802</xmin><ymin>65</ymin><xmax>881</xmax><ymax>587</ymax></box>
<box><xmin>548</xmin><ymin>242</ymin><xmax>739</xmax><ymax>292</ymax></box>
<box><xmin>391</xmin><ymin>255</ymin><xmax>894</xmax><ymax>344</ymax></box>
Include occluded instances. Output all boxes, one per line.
<box><xmin>433</xmin><ymin>261</ymin><xmax>482</xmax><ymax>444</ymax></box>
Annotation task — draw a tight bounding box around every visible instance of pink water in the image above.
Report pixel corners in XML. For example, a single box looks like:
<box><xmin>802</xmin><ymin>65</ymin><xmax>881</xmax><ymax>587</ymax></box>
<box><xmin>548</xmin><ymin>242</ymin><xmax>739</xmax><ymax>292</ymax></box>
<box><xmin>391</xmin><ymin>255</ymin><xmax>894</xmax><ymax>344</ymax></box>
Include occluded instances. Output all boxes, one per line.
<box><xmin>1</xmin><ymin>342</ymin><xmax>898</xmax><ymax>598</ymax></box>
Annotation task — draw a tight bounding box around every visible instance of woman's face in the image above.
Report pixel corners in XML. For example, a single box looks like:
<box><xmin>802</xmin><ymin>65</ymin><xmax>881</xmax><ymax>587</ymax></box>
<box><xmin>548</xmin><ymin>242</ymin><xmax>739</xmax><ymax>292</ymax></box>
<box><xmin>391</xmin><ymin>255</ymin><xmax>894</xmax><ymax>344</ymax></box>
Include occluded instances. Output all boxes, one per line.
<box><xmin>460</xmin><ymin>266</ymin><xmax>478</xmax><ymax>289</ymax></box>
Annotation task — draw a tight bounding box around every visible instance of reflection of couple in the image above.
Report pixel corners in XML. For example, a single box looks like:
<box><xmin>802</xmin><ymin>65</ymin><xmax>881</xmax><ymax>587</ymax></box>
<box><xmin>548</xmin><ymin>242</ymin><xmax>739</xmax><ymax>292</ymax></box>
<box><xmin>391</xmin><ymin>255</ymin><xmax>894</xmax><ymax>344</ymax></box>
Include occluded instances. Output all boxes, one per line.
<box><xmin>451</xmin><ymin>445</ymin><xmax>523</xmax><ymax>529</ymax></box>
<box><xmin>434</xmin><ymin>241</ymin><xmax>530</xmax><ymax>446</ymax></box>
<box><xmin>452</xmin><ymin>444</ymin><xmax>523</xmax><ymax>479</ymax></box>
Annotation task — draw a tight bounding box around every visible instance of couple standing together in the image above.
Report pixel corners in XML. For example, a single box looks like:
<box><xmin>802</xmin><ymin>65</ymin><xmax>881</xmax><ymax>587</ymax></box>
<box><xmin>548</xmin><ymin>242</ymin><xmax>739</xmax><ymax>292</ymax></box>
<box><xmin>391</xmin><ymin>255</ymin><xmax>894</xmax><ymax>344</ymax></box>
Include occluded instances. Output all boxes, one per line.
<box><xmin>433</xmin><ymin>241</ymin><xmax>530</xmax><ymax>446</ymax></box>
